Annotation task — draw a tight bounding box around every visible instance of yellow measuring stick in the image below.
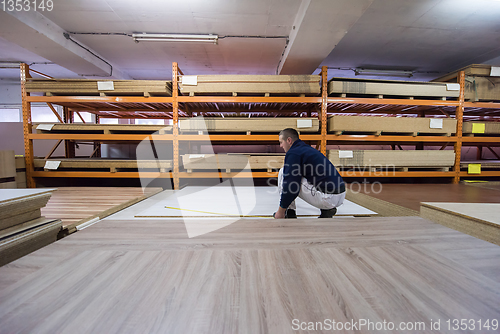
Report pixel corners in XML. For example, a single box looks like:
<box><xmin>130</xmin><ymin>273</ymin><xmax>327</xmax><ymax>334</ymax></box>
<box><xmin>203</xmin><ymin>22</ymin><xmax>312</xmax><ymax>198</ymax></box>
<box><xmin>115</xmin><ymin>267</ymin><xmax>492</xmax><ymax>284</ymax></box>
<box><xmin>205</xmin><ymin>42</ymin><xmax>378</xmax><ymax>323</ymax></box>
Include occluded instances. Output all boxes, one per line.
<box><xmin>165</xmin><ymin>206</ymin><xmax>269</xmax><ymax>218</ymax></box>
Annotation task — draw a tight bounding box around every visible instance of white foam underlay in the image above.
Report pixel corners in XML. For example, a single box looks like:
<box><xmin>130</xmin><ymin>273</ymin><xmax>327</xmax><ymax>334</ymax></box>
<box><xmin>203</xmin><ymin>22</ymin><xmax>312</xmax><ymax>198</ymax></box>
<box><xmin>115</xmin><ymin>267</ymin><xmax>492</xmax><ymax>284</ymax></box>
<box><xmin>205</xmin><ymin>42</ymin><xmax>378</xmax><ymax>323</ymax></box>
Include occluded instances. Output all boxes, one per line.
<box><xmin>122</xmin><ymin>186</ymin><xmax>376</xmax><ymax>219</ymax></box>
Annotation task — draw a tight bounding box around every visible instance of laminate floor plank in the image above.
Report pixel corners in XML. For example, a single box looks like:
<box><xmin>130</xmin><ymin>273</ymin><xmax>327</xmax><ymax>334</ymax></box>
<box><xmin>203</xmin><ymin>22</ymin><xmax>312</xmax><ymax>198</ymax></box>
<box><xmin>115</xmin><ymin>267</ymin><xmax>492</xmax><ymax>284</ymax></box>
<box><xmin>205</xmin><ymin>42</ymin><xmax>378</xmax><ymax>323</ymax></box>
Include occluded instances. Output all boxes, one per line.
<box><xmin>0</xmin><ymin>215</ymin><xmax>499</xmax><ymax>333</ymax></box>
<box><xmin>419</xmin><ymin>242</ymin><xmax>500</xmax><ymax>282</ymax></box>
<box><xmin>52</xmin><ymin>217</ymin><xmax>471</xmax><ymax>252</ymax></box>
<box><xmin>0</xmin><ymin>247</ymin><xmax>77</xmax><ymax>290</ymax></box>
<box><xmin>40</xmin><ymin>187</ymin><xmax>160</xmax><ymax>227</ymax></box>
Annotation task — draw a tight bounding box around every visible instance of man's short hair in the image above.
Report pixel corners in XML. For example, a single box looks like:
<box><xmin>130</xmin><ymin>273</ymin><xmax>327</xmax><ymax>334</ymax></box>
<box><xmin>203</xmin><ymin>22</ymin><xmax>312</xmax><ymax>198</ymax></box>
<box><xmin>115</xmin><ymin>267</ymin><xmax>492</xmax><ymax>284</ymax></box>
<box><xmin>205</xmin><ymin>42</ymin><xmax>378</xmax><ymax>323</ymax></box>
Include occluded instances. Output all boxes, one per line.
<box><xmin>280</xmin><ymin>128</ymin><xmax>299</xmax><ymax>142</ymax></box>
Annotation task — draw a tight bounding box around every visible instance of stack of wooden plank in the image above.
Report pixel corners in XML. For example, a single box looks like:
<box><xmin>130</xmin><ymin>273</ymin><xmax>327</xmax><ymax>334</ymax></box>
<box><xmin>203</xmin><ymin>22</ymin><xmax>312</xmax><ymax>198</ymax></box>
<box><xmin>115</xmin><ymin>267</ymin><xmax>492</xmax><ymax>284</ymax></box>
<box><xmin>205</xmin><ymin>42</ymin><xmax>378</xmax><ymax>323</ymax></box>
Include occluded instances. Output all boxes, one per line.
<box><xmin>34</xmin><ymin>123</ymin><xmax>173</xmax><ymax>134</ymax></box>
<box><xmin>460</xmin><ymin>160</ymin><xmax>500</xmax><ymax>171</ymax></box>
<box><xmin>328</xmin><ymin>77</ymin><xmax>459</xmax><ymax>99</ymax></box>
<box><xmin>15</xmin><ymin>156</ymin><xmax>26</xmax><ymax>188</ymax></box>
<box><xmin>462</xmin><ymin>121</ymin><xmax>500</xmax><ymax>135</ymax></box>
<box><xmin>433</xmin><ymin>64</ymin><xmax>500</xmax><ymax>102</ymax></box>
<box><xmin>182</xmin><ymin>153</ymin><xmax>284</xmax><ymax>172</ymax></box>
<box><xmin>179</xmin><ymin>75</ymin><xmax>320</xmax><ymax>95</ymax></box>
<box><xmin>328</xmin><ymin>149</ymin><xmax>455</xmax><ymax>170</ymax></box>
<box><xmin>0</xmin><ymin>150</ymin><xmax>16</xmax><ymax>189</ymax></box>
<box><xmin>26</xmin><ymin>79</ymin><xmax>172</xmax><ymax>96</ymax></box>
<box><xmin>0</xmin><ymin>189</ymin><xmax>61</xmax><ymax>266</ymax></box>
<box><xmin>328</xmin><ymin>115</ymin><xmax>457</xmax><ymax>136</ymax></box>
<box><xmin>179</xmin><ymin>117</ymin><xmax>319</xmax><ymax>133</ymax></box>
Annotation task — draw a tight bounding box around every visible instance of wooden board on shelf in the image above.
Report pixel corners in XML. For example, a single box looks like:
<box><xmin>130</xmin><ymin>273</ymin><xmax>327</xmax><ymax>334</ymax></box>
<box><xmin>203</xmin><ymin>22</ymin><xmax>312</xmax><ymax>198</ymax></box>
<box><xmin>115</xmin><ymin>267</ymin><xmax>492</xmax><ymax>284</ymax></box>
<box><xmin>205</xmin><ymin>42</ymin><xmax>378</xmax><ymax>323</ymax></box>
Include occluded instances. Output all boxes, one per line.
<box><xmin>179</xmin><ymin>75</ymin><xmax>320</xmax><ymax>94</ymax></box>
<box><xmin>460</xmin><ymin>161</ymin><xmax>500</xmax><ymax>170</ymax></box>
<box><xmin>432</xmin><ymin>64</ymin><xmax>500</xmax><ymax>102</ymax></box>
<box><xmin>26</xmin><ymin>79</ymin><xmax>172</xmax><ymax>96</ymax></box>
<box><xmin>462</xmin><ymin>121</ymin><xmax>500</xmax><ymax>135</ymax></box>
<box><xmin>433</xmin><ymin>64</ymin><xmax>499</xmax><ymax>82</ymax></box>
<box><xmin>179</xmin><ymin>117</ymin><xmax>319</xmax><ymax>133</ymax></box>
<box><xmin>463</xmin><ymin>77</ymin><xmax>500</xmax><ymax>102</ymax></box>
<box><xmin>34</xmin><ymin>159</ymin><xmax>172</xmax><ymax>170</ymax></box>
<box><xmin>34</xmin><ymin>123</ymin><xmax>173</xmax><ymax>134</ymax></box>
<box><xmin>328</xmin><ymin>149</ymin><xmax>456</xmax><ymax>168</ymax></box>
<box><xmin>328</xmin><ymin>78</ymin><xmax>459</xmax><ymax>98</ymax></box>
<box><xmin>328</xmin><ymin>115</ymin><xmax>457</xmax><ymax>135</ymax></box>
<box><xmin>182</xmin><ymin>154</ymin><xmax>284</xmax><ymax>170</ymax></box>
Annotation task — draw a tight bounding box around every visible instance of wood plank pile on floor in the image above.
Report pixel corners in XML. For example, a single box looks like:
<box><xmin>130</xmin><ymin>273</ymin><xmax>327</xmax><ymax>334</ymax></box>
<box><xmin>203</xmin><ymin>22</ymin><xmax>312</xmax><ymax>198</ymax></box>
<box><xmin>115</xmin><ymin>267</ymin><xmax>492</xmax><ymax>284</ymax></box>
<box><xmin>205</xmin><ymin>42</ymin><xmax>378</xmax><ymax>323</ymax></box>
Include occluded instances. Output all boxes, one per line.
<box><xmin>0</xmin><ymin>189</ymin><xmax>60</xmax><ymax>266</ymax></box>
<box><xmin>328</xmin><ymin>115</ymin><xmax>457</xmax><ymax>136</ymax></box>
<box><xmin>179</xmin><ymin>75</ymin><xmax>320</xmax><ymax>95</ymax></box>
<box><xmin>0</xmin><ymin>215</ymin><xmax>499</xmax><ymax>333</ymax></box>
<box><xmin>15</xmin><ymin>156</ymin><xmax>26</xmax><ymax>188</ymax></box>
<box><xmin>41</xmin><ymin>187</ymin><xmax>162</xmax><ymax>233</ymax></box>
<box><xmin>179</xmin><ymin>117</ymin><xmax>319</xmax><ymax>133</ymax></box>
<box><xmin>421</xmin><ymin>202</ymin><xmax>500</xmax><ymax>246</ymax></box>
<box><xmin>328</xmin><ymin>77</ymin><xmax>459</xmax><ymax>99</ymax></box>
<box><xmin>0</xmin><ymin>150</ymin><xmax>17</xmax><ymax>189</ymax></box>
<box><xmin>328</xmin><ymin>149</ymin><xmax>455</xmax><ymax>170</ymax></box>
<box><xmin>26</xmin><ymin>79</ymin><xmax>172</xmax><ymax>96</ymax></box>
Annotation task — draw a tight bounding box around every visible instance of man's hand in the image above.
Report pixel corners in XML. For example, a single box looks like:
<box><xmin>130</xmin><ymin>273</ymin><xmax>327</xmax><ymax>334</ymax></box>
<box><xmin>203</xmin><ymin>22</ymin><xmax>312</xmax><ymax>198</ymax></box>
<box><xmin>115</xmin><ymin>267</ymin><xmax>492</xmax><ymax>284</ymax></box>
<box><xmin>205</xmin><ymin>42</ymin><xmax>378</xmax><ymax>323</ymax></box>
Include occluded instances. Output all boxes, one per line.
<box><xmin>273</xmin><ymin>207</ymin><xmax>287</xmax><ymax>219</ymax></box>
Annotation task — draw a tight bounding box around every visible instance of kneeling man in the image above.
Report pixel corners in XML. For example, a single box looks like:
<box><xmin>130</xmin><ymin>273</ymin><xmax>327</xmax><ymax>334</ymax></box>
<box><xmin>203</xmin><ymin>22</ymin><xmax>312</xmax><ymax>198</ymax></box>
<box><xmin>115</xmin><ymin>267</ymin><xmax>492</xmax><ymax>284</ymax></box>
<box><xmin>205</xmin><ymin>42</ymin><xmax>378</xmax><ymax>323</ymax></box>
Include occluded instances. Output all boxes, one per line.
<box><xmin>274</xmin><ymin>128</ymin><xmax>345</xmax><ymax>219</ymax></box>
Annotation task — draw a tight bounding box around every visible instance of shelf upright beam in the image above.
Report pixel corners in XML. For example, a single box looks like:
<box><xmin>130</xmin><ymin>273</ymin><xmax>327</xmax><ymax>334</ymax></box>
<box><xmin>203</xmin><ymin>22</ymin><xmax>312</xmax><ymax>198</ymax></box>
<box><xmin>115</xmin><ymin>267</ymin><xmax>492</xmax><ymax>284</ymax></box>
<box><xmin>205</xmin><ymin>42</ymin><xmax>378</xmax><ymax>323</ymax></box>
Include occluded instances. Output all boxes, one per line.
<box><xmin>63</xmin><ymin>107</ymin><xmax>76</xmax><ymax>158</ymax></box>
<box><xmin>172</xmin><ymin>62</ymin><xmax>180</xmax><ymax>190</ymax></box>
<box><xmin>320</xmin><ymin>66</ymin><xmax>328</xmax><ymax>155</ymax></box>
<box><xmin>21</xmin><ymin>63</ymin><xmax>35</xmax><ymax>188</ymax></box>
<box><xmin>453</xmin><ymin>71</ymin><xmax>465</xmax><ymax>184</ymax></box>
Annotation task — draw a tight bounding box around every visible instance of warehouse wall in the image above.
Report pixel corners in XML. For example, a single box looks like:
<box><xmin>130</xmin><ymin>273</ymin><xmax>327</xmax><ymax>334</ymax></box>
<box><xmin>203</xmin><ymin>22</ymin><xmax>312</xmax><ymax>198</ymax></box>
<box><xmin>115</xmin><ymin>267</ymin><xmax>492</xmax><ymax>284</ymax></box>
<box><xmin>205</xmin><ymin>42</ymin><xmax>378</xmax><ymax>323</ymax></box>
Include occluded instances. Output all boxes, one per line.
<box><xmin>0</xmin><ymin>122</ymin><xmax>95</xmax><ymax>157</ymax></box>
<box><xmin>0</xmin><ymin>81</ymin><xmax>21</xmax><ymax>104</ymax></box>
<box><xmin>0</xmin><ymin>81</ymin><xmax>91</xmax><ymax>157</ymax></box>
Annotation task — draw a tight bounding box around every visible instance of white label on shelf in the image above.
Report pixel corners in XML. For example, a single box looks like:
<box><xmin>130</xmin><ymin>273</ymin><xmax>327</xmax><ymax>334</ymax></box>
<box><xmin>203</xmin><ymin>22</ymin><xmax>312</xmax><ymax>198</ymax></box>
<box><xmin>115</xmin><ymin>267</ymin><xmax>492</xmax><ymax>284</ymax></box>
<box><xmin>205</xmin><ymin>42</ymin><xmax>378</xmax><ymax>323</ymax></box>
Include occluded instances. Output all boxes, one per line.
<box><xmin>446</xmin><ymin>83</ymin><xmax>460</xmax><ymax>91</ymax></box>
<box><xmin>189</xmin><ymin>154</ymin><xmax>205</xmax><ymax>159</ymax></box>
<box><xmin>490</xmin><ymin>66</ymin><xmax>500</xmax><ymax>77</ymax></box>
<box><xmin>296</xmin><ymin>119</ymin><xmax>313</xmax><ymax>128</ymax></box>
<box><xmin>429</xmin><ymin>118</ymin><xmax>443</xmax><ymax>129</ymax></box>
<box><xmin>97</xmin><ymin>81</ymin><xmax>115</xmax><ymax>91</ymax></box>
<box><xmin>182</xmin><ymin>76</ymin><xmax>198</xmax><ymax>86</ymax></box>
<box><xmin>339</xmin><ymin>150</ymin><xmax>353</xmax><ymax>158</ymax></box>
<box><xmin>44</xmin><ymin>160</ymin><xmax>61</xmax><ymax>170</ymax></box>
<box><xmin>36</xmin><ymin>123</ymin><xmax>54</xmax><ymax>131</ymax></box>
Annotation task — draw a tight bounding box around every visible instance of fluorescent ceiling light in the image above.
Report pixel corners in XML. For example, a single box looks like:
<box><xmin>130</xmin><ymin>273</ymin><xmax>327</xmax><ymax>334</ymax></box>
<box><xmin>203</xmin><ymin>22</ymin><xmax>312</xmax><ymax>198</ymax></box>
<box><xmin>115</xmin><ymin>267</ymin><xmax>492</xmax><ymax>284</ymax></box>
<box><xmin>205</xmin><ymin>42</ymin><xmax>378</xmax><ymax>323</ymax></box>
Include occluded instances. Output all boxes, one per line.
<box><xmin>354</xmin><ymin>68</ymin><xmax>413</xmax><ymax>78</ymax></box>
<box><xmin>132</xmin><ymin>33</ymin><xmax>218</xmax><ymax>44</ymax></box>
<box><xmin>0</xmin><ymin>62</ymin><xmax>22</xmax><ymax>68</ymax></box>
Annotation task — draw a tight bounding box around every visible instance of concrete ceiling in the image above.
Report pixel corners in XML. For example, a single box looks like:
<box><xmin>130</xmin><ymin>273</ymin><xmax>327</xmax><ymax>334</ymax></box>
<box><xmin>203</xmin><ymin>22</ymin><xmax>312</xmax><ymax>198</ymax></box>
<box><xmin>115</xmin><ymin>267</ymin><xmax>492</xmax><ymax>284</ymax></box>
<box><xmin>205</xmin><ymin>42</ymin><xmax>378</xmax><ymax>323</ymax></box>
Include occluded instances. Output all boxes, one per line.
<box><xmin>1</xmin><ymin>0</ymin><xmax>499</xmax><ymax>82</ymax></box>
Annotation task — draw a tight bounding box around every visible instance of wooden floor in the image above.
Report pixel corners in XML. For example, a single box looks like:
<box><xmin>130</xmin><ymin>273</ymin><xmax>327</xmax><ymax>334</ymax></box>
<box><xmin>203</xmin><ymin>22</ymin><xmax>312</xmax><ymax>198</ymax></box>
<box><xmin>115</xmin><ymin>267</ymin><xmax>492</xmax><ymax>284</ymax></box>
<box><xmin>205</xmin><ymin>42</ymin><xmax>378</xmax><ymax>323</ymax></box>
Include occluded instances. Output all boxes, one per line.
<box><xmin>358</xmin><ymin>182</ymin><xmax>500</xmax><ymax>211</ymax></box>
<box><xmin>0</xmin><ymin>215</ymin><xmax>499</xmax><ymax>333</ymax></box>
<box><xmin>41</xmin><ymin>187</ymin><xmax>160</xmax><ymax>228</ymax></box>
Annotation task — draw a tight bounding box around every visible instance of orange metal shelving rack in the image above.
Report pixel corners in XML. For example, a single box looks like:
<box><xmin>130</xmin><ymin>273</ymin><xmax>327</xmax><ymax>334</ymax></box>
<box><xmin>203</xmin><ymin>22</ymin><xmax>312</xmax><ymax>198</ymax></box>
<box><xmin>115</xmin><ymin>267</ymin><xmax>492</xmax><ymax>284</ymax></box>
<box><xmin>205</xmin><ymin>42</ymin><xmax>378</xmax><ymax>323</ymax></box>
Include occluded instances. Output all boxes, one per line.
<box><xmin>20</xmin><ymin>63</ymin><xmax>500</xmax><ymax>188</ymax></box>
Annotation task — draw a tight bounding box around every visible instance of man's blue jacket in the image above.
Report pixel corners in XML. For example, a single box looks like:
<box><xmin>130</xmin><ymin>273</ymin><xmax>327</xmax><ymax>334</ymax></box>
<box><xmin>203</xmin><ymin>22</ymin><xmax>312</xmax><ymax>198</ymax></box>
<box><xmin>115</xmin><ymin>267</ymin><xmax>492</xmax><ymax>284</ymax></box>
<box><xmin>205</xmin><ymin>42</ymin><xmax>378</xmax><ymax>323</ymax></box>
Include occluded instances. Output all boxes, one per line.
<box><xmin>280</xmin><ymin>139</ymin><xmax>345</xmax><ymax>209</ymax></box>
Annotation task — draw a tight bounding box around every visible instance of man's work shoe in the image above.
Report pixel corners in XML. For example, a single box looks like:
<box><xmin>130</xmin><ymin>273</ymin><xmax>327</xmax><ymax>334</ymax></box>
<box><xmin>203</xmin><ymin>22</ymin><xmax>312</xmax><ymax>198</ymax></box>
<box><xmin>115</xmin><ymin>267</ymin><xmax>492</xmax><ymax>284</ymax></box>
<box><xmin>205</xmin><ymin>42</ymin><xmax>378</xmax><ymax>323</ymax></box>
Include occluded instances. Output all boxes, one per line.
<box><xmin>285</xmin><ymin>209</ymin><xmax>297</xmax><ymax>218</ymax></box>
<box><xmin>319</xmin><ymin>207</ymin><xmax>337</xmax><ymax>218</ymax></box>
